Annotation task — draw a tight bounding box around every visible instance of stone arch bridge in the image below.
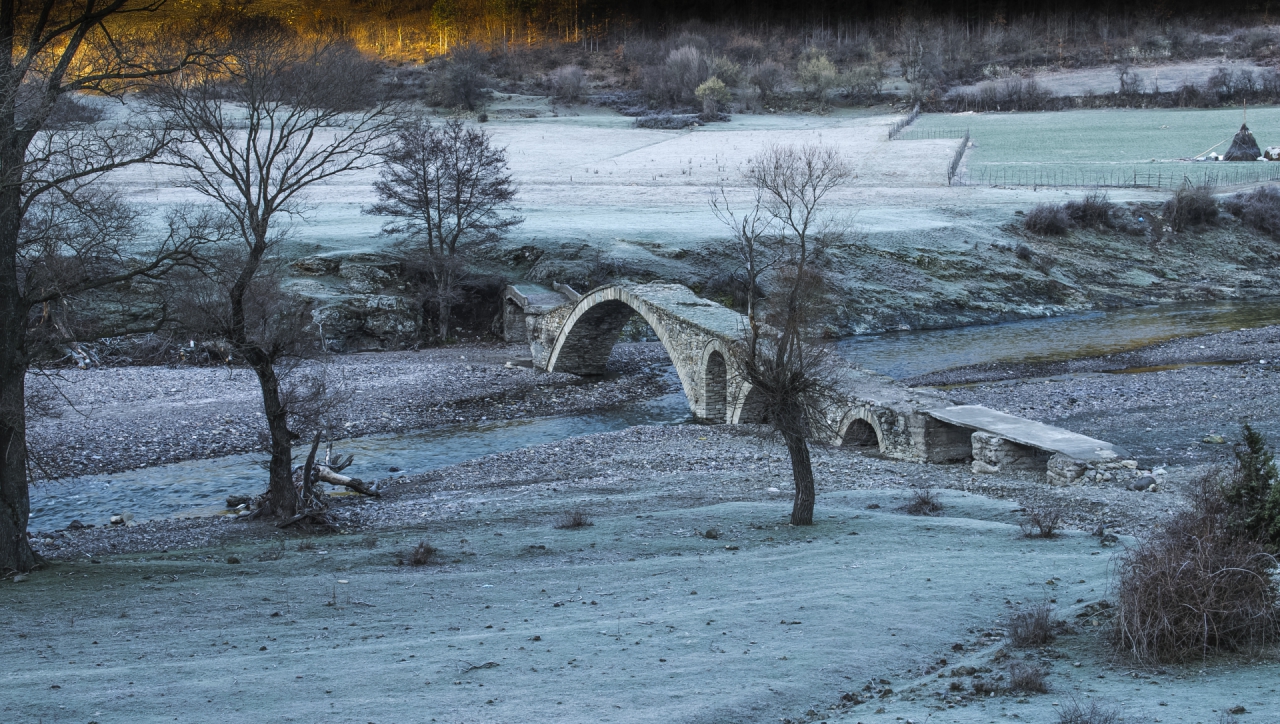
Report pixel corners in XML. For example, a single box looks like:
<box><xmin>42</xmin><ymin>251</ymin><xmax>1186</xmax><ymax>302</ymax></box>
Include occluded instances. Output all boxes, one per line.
<box><xmin>508</xmin><ymin>282</ymin><xmax>1126</xmax><ymax>483</ymax></box>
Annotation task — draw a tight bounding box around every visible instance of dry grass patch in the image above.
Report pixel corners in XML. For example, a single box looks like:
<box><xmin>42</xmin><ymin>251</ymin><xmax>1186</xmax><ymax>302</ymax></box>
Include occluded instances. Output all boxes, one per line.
<box><xmin>406</xmin><ymin>541</ymin><xmax>438</xmax><ymax>566</ymax></box>
<box><xmin>554</xmin><ymin>511</ymin><xmax>594</xmax><ymax>529</ymax></box>
<box><xmin>903</xmin><ymin>488</ymin><xmax>943</xmax><ymax>516</ymax></box>
<box><xmin>1009</xmin><ymin>601</ymin><xmax>1060</xmax><ymax>647</ymax></box>
<box><xmin>1019</xmin><ymin>503</ymin><xmax>1064</xmax><ymax>538</ymax></box>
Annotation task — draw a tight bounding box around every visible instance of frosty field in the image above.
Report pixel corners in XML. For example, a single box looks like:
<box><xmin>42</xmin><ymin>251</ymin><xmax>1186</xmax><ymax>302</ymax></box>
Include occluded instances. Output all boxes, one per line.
<box><xmin>904</xmin><ymin>106</ymin><xmax>1280</xmax><ymax>188</ymax></box>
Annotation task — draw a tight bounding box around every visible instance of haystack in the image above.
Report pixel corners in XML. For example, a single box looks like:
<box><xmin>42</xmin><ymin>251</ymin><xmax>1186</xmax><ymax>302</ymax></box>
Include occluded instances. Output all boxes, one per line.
<box><xmin>1223</xmin><ymin>123</ymin><xmax>1262</xmax><ymax>161</ymax></box>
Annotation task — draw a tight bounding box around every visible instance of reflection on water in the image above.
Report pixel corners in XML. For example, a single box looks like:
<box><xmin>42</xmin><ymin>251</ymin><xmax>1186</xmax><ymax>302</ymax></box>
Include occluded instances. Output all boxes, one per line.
<box><xmin>834</xmin><ymin>300</ymin><xmax>1280</xmax><ymax>380</ymax></box>
<box><xmin>28</xmin><ymin>391</ymin><xmax>691</xmax><ymax>532</ymax></box>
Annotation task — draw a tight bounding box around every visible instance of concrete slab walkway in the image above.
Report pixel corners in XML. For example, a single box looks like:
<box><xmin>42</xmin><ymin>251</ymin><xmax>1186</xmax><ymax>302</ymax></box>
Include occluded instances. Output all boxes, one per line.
<box><xmin>926</xmin><ymin>404</ymin><xmax>1129</xmax><ymax>462</ymax></box>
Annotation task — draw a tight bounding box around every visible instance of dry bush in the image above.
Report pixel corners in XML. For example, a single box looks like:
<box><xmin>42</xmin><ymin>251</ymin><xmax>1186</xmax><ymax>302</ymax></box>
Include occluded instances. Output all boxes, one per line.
<box><xmin>749</xmin><ymin>60</ymin><xmax>786</xmax><ymax>106</ymax></box>
<box><xmin>1009</xmin><ymin>601</ymin><xmax>1058</xmax><ymax>647</ymax></box>
<box><xmin>1164</xmin><ymin>184</ymin><xmax>1219</xmax><ymax>231</ymax></box>
<box><xmin>904</xmin><ymin>488</ymin><xmax>943</xmax><ymax>516</ymax></box>
<box><xmin>1112</xmin><ymin>472</ymin><xmax>1280</xmax><ymax>663</ymax></box>
<box><xmin>1024</xmin><ymin>204</ymin><xmax>1071</xmax><ymax>235</ymax></box>
<box><xmin>1019</xmin><ymin>503</ymin><xmax>1064</xmax><ymax>538</ymax></box>
<box><xmin>431</xmin><ymin>44</ymin><xmax>489</xmax><ymax>110</ymax></box>
<box><xmin>1005</xmin><ymin>661</ymin><xmax>1049</xmax><ymax>693</ymax></box>
<box><xmin>295</xmin><ymin>539</ymin><xmax>317</xmax><ymax>551</ymax></box>
<box><xmin>1064</xmin><ymin>192</ymin><xmax>1118</xmax><ymax>229</ymax></box>
<box><xmin>1224</xmin><ymin>185</ymin><xmax>1280</xmax><ymax>238</ymax></box>
<box><xmin>359</xmin><ymin>535</ymin><xmax>379</xmax><ymax>549</ymax></box>
<box><xmin>1057</xmin><ymin>697</ymin><xmax>1123</xmax><ymax>724</ymax></box>
<box><xmin>555</xmin><ymin>511</ymin><xmax>594</xmax><ymax>529</ymax></box>
<box><xmin>408</xmin><ymin>541</ymin><xmax>437</xmax><ymax>565</ymax></box>
<box><xmin>549</xmin><ymin>64</ymin><xmax>585</xmax><ymax>102</ymax></box>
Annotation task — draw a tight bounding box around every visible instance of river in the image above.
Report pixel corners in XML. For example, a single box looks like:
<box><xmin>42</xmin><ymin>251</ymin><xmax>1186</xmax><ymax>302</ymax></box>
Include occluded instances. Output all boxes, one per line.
<box><xmin>29</xmin><ymin>299</ymin><xmax>1280</xmax><ymax>531</ymax></box>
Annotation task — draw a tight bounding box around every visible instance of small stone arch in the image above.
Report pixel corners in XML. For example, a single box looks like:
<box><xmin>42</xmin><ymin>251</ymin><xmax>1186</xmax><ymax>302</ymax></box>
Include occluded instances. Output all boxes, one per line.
<box><xmin>836</xmin><ymin>407</ymin><xmax>885</xmax><ymax>452</ymax></box>
<box><xmin>731</xmin><ymin>383</ymin><xmax>769</xmax><ymax>424</ymax></box>
<box><xmin>701</xmin><ymin>347</ymin><xmax>728</xmax><ymax>423</ymax></box>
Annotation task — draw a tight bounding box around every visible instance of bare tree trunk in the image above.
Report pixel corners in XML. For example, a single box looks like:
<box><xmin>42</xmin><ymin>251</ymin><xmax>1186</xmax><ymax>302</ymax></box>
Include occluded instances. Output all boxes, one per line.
<box><xmin>784</xmin><ymin>431</ymin><xmax>816</xmax><ymax>525</ymax></box>
<box><xmin>436</xmin><ymin>265</ymin><xmax>452</xmax><ymax>343</ymax></box>
<box><xmin>246</xmin><ymin>352</ymin><xmax>296</xmax><ymax>519</ymax></box>
<box><xmin>0</xmin><ymin>186</ymin><xmax>36</xmax><ymax>572</ymax></box>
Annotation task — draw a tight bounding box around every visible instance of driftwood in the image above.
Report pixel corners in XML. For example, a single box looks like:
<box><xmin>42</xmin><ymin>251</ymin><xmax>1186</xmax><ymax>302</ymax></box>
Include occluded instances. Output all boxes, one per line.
<box><xmin>278</xmin><ymin>433</ymin><xmax>335</xmax><ymax>529</ymax></box>
<box><xmin>315</xmin><ymin>465</ymin><xmax>380</xmax><ymax>497</ymax></box>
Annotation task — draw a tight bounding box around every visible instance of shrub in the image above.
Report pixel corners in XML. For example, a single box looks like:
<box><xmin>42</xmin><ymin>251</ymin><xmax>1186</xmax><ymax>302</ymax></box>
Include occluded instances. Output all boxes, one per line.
<box><xmin>1223</xmin><ymin>423</ymin><xmax>1280</xmax><ymax>549</ymax></box>
<box><xmin>295</xmin><ymin>539</ymin><xmax>317</xmax><ymax>551</ymax></box>
<box><xmin>1064</xmin><ymin>192</ymin><xmax>1118</xmax><ymax>229</ymax></box>
<box><xmin>1005</xmin><ymin>661</ymin><xmax>1049</xmax><ymax>694</ymax></box>
<box><xmin>1056</xmin><ymin>698</ymin><xmax>1123</xmax><ymax>724</ymax></box>
<box><xmin>634</xmin><ymin>112</ymin><xmax>699</xmax><ymax>130</ymax></box>
<box><xmin>431</xmin><ymin>44</ymin><xmax>489</xmax><ymax>110</ymax></box>
<box><xmin>408</xmin><ymin>541</ymin><xmax>437</xmax><ymax>565</ymax></box>
<box><xmin>843</xmin><ymin>63</ymin><xmax>883</xmax><ymax>103</ymax></box>
<box><xmin>555</xmin><ymin>510</ymin><xmax>593</xmax><ymax>529</ymax></box>
<box><xmin>1019</xmin><ymin>503</ymin><xmax>1063</xmax><ymax>538</ymax></box>
<box><xmin>1024</xmin><ymin>204</ymin><xmax>1071</xmax><ymax>235</ymax></box>
<box><xmin>1009</xmin><ymin>601</ymin><xmax>1057</xmax><ymax>647</ymax></box>
<box><xmin>1164</xmin><ymin>184</ymin><xmax>1219</xmax><ymax>231</ymax></box>
<box><xmin>749</xmin><ymin>60</ymin><xmax>786</xmax><ymax>106</ymax></box>
<box><xmin>1224</xmin><ymin>185</ymin><xmax>1280</xmax><ymax>238</ymax></box>
<box><xmin>1112</xmin><ymin>472</ymin><xmax>1280</xmax><ymax>663</ymax></box>
<box><xmin>695</xmin><ymin>76</ymin><xmax>731</xmax><ymax>116</ymax></box>
<box><xmin>549</xmin><ymin>64</ymin><xmax>585</xmax><ymax>102</ymax></box>
<box><xmin>661</xmin><ymin>45</ymin><xmax>711</xmax><ymax>104</ymax></box>
<box><xmin>904</xmin><ymin>488</ymin><xmax>943</xmax><ymax>516</ymax></box>
<box><xmin>796</xmin><ymin>51</ymin><xmax>838</xmax><ymax>102</ymax></box>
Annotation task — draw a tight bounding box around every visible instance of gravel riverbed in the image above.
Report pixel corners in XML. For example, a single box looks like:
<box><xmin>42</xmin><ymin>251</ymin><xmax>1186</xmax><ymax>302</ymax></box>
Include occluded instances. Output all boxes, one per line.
<box><xmin>26</xmin><ymin>342</ymin><xmax>673</xmax><ymax>480</ymax></box>
<box><xmin>29</xmin><ymin>325</ymin><xmax>1280</xmax><ymax>562</ymax></box>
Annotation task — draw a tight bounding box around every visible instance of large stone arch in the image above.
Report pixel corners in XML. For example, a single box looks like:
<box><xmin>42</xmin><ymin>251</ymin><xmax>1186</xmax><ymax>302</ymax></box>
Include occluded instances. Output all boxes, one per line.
<box><xmin>836</xmin><ymin>406</ymin><xmax>886</xmax><ymax>452</ymax></box>
<box><xmin>545</xmin><ymin>286</ymin><xmax>726</xmax><ymax>419</ymax></box>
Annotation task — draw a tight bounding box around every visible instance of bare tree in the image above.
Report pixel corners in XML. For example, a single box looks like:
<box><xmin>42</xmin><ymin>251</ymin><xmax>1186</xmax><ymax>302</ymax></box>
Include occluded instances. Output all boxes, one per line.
<box><xmin>726</xmin><ymin>144</ymin><xmax>851</xmax><ymax>526</ymax></box>
<box><xmin>0</xmin><ymin>1</ymin><xmax>203</xmax><ymax>573</ymax></box>
<box><xmin>147</xmin><ymin>18</ymin><xmax>399</xmax><ymax>521</ymax></box>
<box><xmin>366</xmin><ymin>117</ymin><xmax>520</xmax><ymax>343</ymax></box>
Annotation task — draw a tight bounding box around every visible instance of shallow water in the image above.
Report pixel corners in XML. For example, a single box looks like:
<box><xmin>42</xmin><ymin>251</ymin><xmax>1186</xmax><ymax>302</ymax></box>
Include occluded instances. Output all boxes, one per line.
<box><xmin>834</xmin><ymin>300</ymin><xmax>1280</xmax><ymax>380</ymax></box>
<box><xmin>28</xmin><ymin>392</ymin><xmax>692</xmax><ymax>532</ymax></box>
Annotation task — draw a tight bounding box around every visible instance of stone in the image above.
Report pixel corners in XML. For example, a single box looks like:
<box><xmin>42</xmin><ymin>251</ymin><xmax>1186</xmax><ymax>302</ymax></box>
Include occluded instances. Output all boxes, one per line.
<box><xmin>1046</xmin><ymin>453</ymin><xmax>1089</xmax><ymax>486</ymax></box>
<box><xmin>109</xmin><ymin>515</ymin><xmax>125</xmax><ymax>526</ymax></box>
<box><xmin>971</xmin><ymin>460</ymin><xmax>1001</xmax><ymax>475</ymax></box>
<box><xmin>1203</xmin><ymin>434</ymin><xmax>1226</xmax><ymax>444</ymax></box>
<box><xmin>67</xmin><ymin>520</ymin><xmax>85</xmax><ymax>530</ymax></box>
<box><xmin>1120</xmin><ymin>460</ymin><xmax>1138</xmax><ymax>468</ymax></box>
<box><xmin>1130</xmin><ymin>475</ymin><xmax>1156</xmax><ymax>491</ymax></box>
<box><xmin>339</xmin><ymin>263</ymin><xmax>393</xmax><ymax>294</ymax></box>
<box><xmin>291</xmin><ymin>256</ymin><xmax>340</xmax><ymax>276</ymax></box>
<box><xmin>226</xmin><ymin>495</ymin><xmax>252</xmax><ymax>509</ymax></box>
<box><xmin>12</xmin><ymin>574</ymin><xmax>27</xmax><ymax>583</ymax></box>
<box><xmin>971</xmin><ymin>431</ymin><xmax>1050</xmax><ymax>471</ymax></box>
<box><xmin>226</xmin><ymin>556</ymin><xmax>241</xmax><ymax>564</ymax></box>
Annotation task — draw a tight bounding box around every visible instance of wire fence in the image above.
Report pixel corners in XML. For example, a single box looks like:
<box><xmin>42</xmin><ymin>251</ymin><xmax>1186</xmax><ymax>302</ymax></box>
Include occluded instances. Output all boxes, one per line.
<box><xmin>886</xmin><ymin>103</ymin><xmax>920</xmax><ymax>140</ymax></box>
<box><xmin>894</xmin><ymin>126</ymin><xmax>972</xmax><ymax>141</ymax></box>
<box><xmin>947</xmin><ymin>130</ymin><xmax>970</xmax><ymax>185</ymax></box>
<box><xmin>958</xmin><ymin>162</ymin><xmax>1280</xmax><ymax>189</ymax></box>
